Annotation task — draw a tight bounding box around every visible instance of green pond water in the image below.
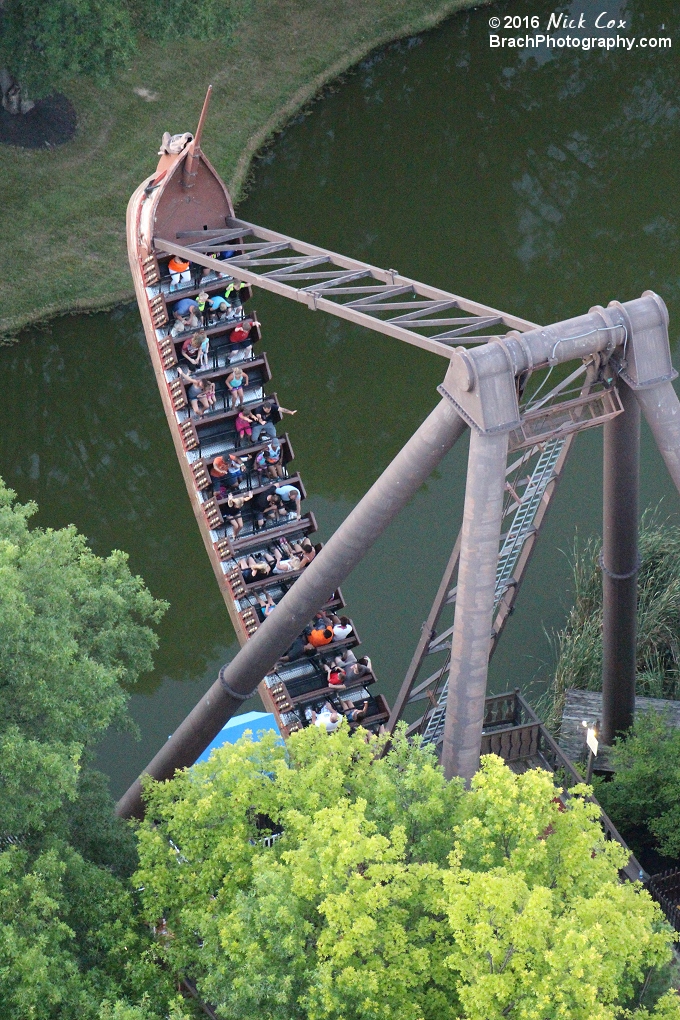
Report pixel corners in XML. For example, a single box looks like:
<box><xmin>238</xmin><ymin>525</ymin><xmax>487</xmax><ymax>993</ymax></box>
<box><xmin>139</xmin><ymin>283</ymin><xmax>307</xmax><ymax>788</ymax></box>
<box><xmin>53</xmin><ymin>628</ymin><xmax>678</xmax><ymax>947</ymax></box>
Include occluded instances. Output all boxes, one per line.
<box><xmin>3</xmin><ymin>0</ymin><xmax>680</xmax><ymax>796</ymax></box>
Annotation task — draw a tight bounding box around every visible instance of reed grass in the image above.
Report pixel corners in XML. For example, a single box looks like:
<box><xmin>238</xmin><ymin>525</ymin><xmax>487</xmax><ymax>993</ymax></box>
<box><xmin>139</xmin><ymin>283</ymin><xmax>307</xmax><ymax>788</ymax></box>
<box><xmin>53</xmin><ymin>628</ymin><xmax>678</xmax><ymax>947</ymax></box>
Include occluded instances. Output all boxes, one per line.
<box><xmin>0</xmin><ymin>0</ymin><xmax>488</xmax><ymax>341</ymax></box>
<box><xmin>546</xmin><ymin>506</ymin><xmax>680</xmax><ymax>732</ymax></box>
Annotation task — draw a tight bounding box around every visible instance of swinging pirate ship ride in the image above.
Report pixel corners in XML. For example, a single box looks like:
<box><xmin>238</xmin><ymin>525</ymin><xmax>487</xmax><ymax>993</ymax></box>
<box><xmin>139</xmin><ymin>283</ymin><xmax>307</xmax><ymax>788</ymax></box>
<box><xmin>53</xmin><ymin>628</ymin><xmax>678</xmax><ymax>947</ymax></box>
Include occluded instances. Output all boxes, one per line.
<box><xmin>126</xmin><ymin>88</ymin><xmax>389</xmax><ymax>747</ymax></box>
<box><xmin>121</xmin><ymin>87</ymin><xmax>680</xmax><ymax>908</ymax></box>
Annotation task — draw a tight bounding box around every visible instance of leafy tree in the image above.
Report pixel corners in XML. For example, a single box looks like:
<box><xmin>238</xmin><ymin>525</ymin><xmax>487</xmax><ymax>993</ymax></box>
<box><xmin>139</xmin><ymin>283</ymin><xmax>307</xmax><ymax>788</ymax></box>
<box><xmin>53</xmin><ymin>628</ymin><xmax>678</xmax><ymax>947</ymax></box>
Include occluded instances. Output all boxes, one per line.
<box><xmin>0</xmin><ymin>477</ymin><xmax>167</xmax><ymax>839</ymax></box>
<box><xmin>596</xmin><ymin>709</ymin><xmax>680</xmax><ymax>859</ymax></box>
<box><xmin>0</xmin><ymin>843</ymin><xmax>173</xmax><ymax>1020</ymax></box>
<box><xmin>135</xmin><ymin>725</ymin><xmax>680</xmax><ymax>1020</ymax></box>
<box><xmin>547</xmin><ymin>508</ymin><xmax>680</xmax><ymax>730</ymax></box>
<box><xmin>130</xmin><ymin>0</ymin><xmax>252</xmax><ymax>45</ymax></box>
<box><xmin>0</xmin><ymin>479</ymin><xmax>177</xmax><ymax>1019</ymax></box>
<box><xmin>0</xmin><ymin>0</ymin><xmax>252</xmax><ymax>102</ymax></box>
<box><xmin>0</xmin><ymin>0</ymin><xmax>137</xmax><ymax>97</ymax></box>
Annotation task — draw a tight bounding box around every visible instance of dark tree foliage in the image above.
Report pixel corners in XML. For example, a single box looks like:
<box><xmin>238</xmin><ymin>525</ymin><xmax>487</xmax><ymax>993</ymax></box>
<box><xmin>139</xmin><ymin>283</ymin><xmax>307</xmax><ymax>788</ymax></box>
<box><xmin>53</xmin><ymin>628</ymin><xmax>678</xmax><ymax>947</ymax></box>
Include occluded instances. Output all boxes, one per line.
<box><xmin>0</xmin><ymin>480</ymin><xmax>179</xmax><ymax>1019</ymax></box>
<box><xmin>596</xmin><ymin>709</ymin><xmax>680</xmax><ymax>860</ymax></box>
<box><xmin>0</xmin><ymin>0</ymin><xmax>252</xmax><ymax>99</ymax></box>
<box><xmin>130</xmin><ymin>0</ymin><xmax>251</xmax><ymax>44</ymax></box>
<box><xmin>0</xmin><ymin>0</ymin><xmax>137</xmax><ymax>96</ymax></box>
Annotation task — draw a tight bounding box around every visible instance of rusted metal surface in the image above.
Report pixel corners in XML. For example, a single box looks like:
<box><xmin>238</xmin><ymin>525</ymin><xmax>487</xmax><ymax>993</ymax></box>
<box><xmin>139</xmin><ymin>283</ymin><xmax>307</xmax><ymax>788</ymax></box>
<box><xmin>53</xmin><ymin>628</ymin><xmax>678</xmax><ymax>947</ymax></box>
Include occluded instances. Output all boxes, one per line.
<box><xmin>181</xmin><ymin>85</ymin><xmax>212</xmax><ymax>191</ymax></box>
<box><xmin>123</xmin><ymin>116</ymin><xmax>427</xmax><ymax>816</ymax></box>
<box><xmin>385</xmin><ymin>535</ymin><xmax>463</xmax><ymax>732</ymax></box>
<box><xmin>601</xmin><ymin>379</ymin><xmax>640</xmax><ymax>743</ymax></box>
<box><xmin>443</xmin><ymin>295</ymin><xmax>668</xmax><ymax>435</ymax></box>
<box><xmin>508</xmin><ymin>386</ymin><xmax>622</xmax><ymax>451</ymax></box>
<box><xmin>401</xmin><ymin>363</ymin><xmax>605</xmax><ymax>740</ymax></box>
<box><xmin>634</xmin><ymin>379</ymin><xmax>680</xmax><ymax>496</ymax></box>
<box><xmin>440</xmin><ymin>429</ymin><xmax>509</xmax><ymax>783</ymax></box>
<box><xmin>126</xmin><ymin>178</ymin><xmax>246</xmax><ymax>643</ymax></box>
<box><xmin>123</xmin><ymin>97</ymin><xmax>680</xmax><ymax>807</ymax></box>
<box><xmin>392</xmin><ymin>420</ymin><xmax>583</xmax><ymax>738</ymax></box>
<box><xmin>481</xmin><ymin>721</ymin><xmax>541</xmax><ymax>760</ymax></box>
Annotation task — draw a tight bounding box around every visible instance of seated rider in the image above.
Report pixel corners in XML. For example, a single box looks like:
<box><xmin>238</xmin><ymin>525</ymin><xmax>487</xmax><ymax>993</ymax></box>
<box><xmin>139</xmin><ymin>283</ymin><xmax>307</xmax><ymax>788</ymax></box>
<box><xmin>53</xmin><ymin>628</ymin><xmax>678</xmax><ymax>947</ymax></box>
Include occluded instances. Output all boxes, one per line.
<box><xmin>223</xmin><ymin>491</ymin><xmax>252</xmax><ymax>540</ymax></box>
<box><xmin>343</xmin><ymin>656</ymin><xmax>372</xmax><ymax>683</ymax></box>
<box><xmin>208</xmin><ymin>294</ymin><xmax>230</xmax><ymax>322</ymax></box>
<box><xmin>306</xmin><ymin>625</ymin><xmax>334</xmax><ymax>649</ymax></box>
<box><xmin>224</xmin><ymin>452</ymin><xmax>248</xmax><ymax>490</ymax></box>
<box><xmin>196</xmin><ymin>291</ymin><xmax>211</xmax><ymax>329</ymax></box>
<box><xmin>340</xmin><ymin>699</ymin><xmax>370</xmax><ymax>724</ymax></box>
<box><xmin>274</xmin><ymin>483</ymin><xmax>301</xmax><ymax>518</ymax></box>
<box><xmin>181</xmin><ymin>331</ymin><xmax>203</xmax><ymax>367</ymax></box>
<box><xmin>264</xmin><ymin>438</ymin><xmax>284</xmax><ymax>479</ymax></box>
<box><xmin>311</xmin><ymin>702</ymin><xmax>342</xmax><ymax>733</ymax></box>
<box><xmin>168</xmin><ymin>255</ymin><xmax>191</xmax><ymax>289</ymax></box>
<box><xmin>210</xmin><ymin>454</ymin><xmax>231</xmax><ymax>496</ymax></box>
<box><xmin>210</xmin><ymin>453</ymin><xmax>247</xmax><ymax>494</ymax></box>
<box><xmin>227</xmin><ymin>319</ymin><xmax>259</xmax><ymax>362</ymax></box>
<box><xmin>332</xmin><ymin>616</ymin><xmax>353</xmax><ymax>641</ymax></box>
<box><xmin>251</xmin><ymin>485</ymin><xmax>284</xmax><ymax>530</ymax></box>
<box><xmin>257</xmin><ymin>591</ymin><xmax>277</xmax><ymax>618</ymax></box>
<box><xmin>225</xmin><ymin>365</ymin><xmax>249</xmax><ymax>409</ymax></box>
<box><xmin>322</xmin><ymin>662</ymin><xmax>346</xmax><ymax>689</ymax></box>
<box><xmin>170</xmin><ymin>298</ymin><xmax>200</xmax><ymax>334</ymax></box>
<box><xmin>334</xmin><ymin>647</ymin><xmax>357</xmax><ymax>669</ymax></box>
<box><xmin>271</xmin><ymin>544</ymin><xmax>305</xmax><ymax>574</ymax></box>
<box><xmin>224</xmin><ymin>279</ymin><xmax>244</xmax><ymax>317</ymax></box>
<box><xmin>234</xmin><ymin>408</ymin><xmax>256</xmax><ymax>446</ymax></box>
<box><xmin>177</xmin><ymin>366</ymin><xmax>210</xmax><ymax>418</ymax></box>
<box><xmin>251</xmin><ymin>399</ymin><xmax>297</xmax><ymax>443</ymax></box>
<box><xmin>238</xmin><ymin>554</ymin><xmax>272</xmax><ymax>583</ymax></box>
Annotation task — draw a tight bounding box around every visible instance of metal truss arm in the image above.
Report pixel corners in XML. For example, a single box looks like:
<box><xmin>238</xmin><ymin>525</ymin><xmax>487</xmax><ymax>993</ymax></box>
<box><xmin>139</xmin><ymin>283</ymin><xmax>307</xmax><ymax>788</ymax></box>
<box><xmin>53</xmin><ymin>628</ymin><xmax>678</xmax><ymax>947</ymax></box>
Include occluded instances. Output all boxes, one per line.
<box><xmin>154</xmin><ymin>218</ymin><xmax>538</xmax><ymax>360</ymax></box>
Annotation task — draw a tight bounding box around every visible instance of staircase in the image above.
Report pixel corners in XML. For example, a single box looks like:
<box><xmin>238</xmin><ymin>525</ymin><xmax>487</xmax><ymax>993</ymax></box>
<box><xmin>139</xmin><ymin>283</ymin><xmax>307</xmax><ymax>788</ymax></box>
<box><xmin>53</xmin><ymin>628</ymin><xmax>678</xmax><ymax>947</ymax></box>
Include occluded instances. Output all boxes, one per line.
<box><xmin>420</xmin><ymin>437</ymin><xmax>566</xmax><ymax>746</ymax></box>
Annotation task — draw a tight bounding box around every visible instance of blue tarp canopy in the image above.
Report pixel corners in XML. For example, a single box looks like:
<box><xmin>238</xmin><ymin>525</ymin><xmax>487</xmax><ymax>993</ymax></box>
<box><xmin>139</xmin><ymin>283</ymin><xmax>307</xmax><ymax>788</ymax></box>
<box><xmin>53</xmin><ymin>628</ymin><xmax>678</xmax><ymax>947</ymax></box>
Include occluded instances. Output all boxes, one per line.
<box><xmin>194</xmin><ymin>711</ymin><xmax>280</xmax><ymax>765</ymax></box>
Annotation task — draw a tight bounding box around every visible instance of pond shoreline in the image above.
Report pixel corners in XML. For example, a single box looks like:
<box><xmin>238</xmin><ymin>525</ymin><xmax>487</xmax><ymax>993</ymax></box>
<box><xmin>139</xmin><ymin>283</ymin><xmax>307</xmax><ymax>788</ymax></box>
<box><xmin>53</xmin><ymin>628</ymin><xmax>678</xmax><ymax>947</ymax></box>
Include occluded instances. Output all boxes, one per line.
<box><xmin>1</xmin><ymin>0</ymin><xmax>492</xmax><ymax>342</ymax></box>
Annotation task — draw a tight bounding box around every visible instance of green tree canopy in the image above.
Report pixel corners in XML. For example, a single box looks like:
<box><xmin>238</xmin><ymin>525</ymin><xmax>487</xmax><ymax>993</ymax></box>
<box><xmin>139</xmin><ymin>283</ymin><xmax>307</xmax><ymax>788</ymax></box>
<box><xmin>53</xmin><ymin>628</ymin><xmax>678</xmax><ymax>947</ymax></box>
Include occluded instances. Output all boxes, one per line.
<box><xmin>0</xmin><ymin>479</ymin><xmax>175</xmax><ymax>1019</ymax></box>
<box><xmin>0</xmin><ymin>0</ymin><xmax>137</xmax><ymax>95</ymax></box>
<box><xmin>135</xmin><ymin>725</ymin><xmax>680</xmax><ymax>1020</ymax></box>
<box><xmin>596</xmin><ymin>709</ymin><xmax>680</xmax><ymax>859</ymax></box>
<box><xmin>0</xmin><ymin>0</ymin><xmax>252</xmax><ymax>98</ymax></box>
<box><xmin>0</xmin><ymin>478</ymin><xmax>167</xmax><ymax>838</ymax></box>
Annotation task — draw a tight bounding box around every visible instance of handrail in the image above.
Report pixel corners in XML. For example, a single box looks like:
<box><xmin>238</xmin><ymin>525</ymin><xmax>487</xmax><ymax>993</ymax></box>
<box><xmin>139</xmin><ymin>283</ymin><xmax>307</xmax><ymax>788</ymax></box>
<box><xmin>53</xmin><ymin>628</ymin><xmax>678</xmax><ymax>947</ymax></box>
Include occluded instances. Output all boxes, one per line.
<box><xmin>647</xmin><ymin>870</ymin><xmax>680</xmax><ymax>932</ymax></box>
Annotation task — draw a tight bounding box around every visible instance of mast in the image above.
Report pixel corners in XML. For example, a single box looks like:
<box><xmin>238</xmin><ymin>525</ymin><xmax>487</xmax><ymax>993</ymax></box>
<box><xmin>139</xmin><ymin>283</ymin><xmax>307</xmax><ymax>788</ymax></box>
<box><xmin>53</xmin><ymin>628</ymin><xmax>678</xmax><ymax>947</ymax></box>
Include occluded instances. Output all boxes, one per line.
<box><xmin>182</xmin><ymin>85</ymin><xmax>212</xmax><ymax>189</ymax></box>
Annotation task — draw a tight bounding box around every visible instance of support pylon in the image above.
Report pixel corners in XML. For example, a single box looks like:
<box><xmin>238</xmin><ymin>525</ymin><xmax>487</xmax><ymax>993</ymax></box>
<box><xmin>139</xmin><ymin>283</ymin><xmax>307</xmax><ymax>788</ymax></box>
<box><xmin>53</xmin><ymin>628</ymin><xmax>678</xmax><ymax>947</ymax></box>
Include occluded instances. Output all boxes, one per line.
<box><xmin>601</xmin><ymin>379</ymin><xmax>640</xmax><ymax>744</ymax></box>
<box><xmin>440</xmin><ymin>429</ymin><xmax>508</xmax><ymax>783</ymax></box>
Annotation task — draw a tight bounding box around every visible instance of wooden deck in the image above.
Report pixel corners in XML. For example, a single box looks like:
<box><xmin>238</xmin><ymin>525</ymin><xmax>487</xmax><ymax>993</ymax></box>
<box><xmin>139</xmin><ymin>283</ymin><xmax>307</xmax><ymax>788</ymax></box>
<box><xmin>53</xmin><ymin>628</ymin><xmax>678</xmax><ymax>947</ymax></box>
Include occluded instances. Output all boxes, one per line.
<box><xmin>560</xmin><ymin>688</ymin><xmax>680</xmax><ymax>768</ymax></box>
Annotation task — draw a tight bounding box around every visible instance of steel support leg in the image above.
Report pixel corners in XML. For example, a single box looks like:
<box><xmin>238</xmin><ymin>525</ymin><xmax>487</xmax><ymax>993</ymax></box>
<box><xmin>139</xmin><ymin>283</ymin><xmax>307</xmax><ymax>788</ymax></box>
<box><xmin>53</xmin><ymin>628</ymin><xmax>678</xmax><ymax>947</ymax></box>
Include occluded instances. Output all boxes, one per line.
<box><xmin>117</xmin><ymin>398</ymin><xmax>467</xmax><ymax>818</ymax></box>
<box><xmin>601</xmin><ymin>381</ymin><xmax>640</xmax><ymax>744</ymax></box>
<box><xmin>634</xmin><ymin>380</ymin><xmax>680</xmax><ymax>496</ymax></box>
<box><xmin>440</xmin><ymin>429</ymin><xmax>509</xmax><ymax>783</ymax></box>
<box><xmin>386</xmin><ymin>536</ymin><xmax>462</xmax><ymax>732</ymax></box>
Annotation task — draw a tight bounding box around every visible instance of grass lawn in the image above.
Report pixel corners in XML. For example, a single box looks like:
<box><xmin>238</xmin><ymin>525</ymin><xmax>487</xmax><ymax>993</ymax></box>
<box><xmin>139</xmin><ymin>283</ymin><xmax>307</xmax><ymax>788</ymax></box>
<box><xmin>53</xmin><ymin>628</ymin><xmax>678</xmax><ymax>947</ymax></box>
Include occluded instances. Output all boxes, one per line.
<box><xmin>0</xmin><ymin>0</ymin><xmax>490</xmax><ymax>340</ymax></box>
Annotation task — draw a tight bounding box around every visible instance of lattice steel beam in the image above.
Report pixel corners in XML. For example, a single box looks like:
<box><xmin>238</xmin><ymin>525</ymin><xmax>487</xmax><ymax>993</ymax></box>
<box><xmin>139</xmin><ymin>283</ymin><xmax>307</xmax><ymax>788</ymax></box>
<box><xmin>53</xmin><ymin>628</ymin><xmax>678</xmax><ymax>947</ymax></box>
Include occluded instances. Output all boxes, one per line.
<box><xmin>155</xmin><ymin>216</ymin><xmax>538</xmax><ymax>360</ymax></box>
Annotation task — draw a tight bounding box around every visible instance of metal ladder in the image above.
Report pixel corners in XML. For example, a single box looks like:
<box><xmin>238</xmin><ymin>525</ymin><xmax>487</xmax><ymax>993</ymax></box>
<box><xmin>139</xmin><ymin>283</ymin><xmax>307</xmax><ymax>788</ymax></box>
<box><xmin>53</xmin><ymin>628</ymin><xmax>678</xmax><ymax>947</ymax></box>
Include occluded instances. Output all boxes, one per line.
<box><xmin>421</xmin><ymin>436</ymin><xmax>566</xmax><ymax>746</ymax></box>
